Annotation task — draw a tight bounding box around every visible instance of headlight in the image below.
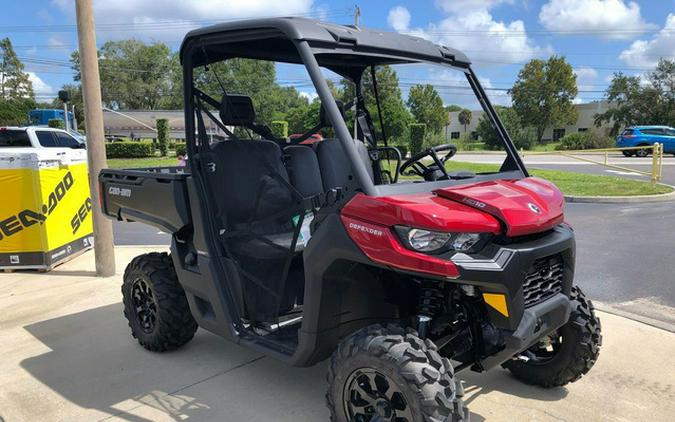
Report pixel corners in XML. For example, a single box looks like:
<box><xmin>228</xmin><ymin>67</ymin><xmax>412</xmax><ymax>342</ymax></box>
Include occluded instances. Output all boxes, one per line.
<box><xmin>394</xmin><ymin>226</ymin><xmax>489</xmax><ymax>254</ymax></box>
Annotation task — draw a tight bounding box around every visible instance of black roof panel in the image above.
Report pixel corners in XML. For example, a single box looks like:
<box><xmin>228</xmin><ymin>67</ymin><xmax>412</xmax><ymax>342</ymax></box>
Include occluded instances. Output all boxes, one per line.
<box><xmin>180</xmin><ymin>17</ymin><xmax>470</xmax><ymax>67</ymax></box>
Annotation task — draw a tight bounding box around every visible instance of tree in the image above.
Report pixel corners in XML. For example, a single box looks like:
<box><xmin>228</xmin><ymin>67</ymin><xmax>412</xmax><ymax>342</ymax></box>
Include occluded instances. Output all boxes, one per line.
<box><xmin>70</xmin><ymin>40</ymin><xmax>174</xmax><ymax>109</ymax></box>
<box><xmin>444</xmin><ymin>104</ymin><xmax>462</xmax><ymax>112</ymax></box>
<box><xmin>341</xmin><ymin>65</ymin><xmax>412</xmax><ymax>143</ymax></box>
<box><xmin>0</xmin><ymin>38</ymin><xmax>34</xmax><ymax>100</ymax></box>
<box><xmin>407</xmin><ymin>84</ymin><xmax>446</xmax><ymax>134</ymax></box>
<box><xmin>156</xmin><ymin>118</ymin><xmax>169</xmax><ymax>156</ymax></box>
<box><xmin>595</xmin><ymin>59</ymin><xmax>675</xmax><ymax>134</ymax></box>
<box><xmin>476</xmin><ymin>106</ymin><xmax>534</xmax><ymax>150</ymax></box>
<box><xmin>458</xmin><ymin>109</ymin><xmax>472</xmax><ymax>133</ymax></box>
<box><xmin>509</xmin><ymin>56</ymin><xmax>578</xmax><ymax>144</ymax></box>
<box><xmin>0</xmin><ymin>98</ymin><xmax>35</xmax><ymax>125</ymax></box>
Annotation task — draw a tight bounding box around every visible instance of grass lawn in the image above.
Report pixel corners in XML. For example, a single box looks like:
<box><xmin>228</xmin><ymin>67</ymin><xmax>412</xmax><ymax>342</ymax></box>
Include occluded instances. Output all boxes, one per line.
<box><xmin>444</xmin><ymin>161</ymin><xmax>673</xmax><ymax>196</ymax></box>
<box><xmin>108</xmin><ymin>156</ymin><xmax>672</xmax><ymax>197</ymax></box>
<box><xmin>107</xmin><ymin>155</ymin><xmax>180</xmax><ymax>169</ymax></box>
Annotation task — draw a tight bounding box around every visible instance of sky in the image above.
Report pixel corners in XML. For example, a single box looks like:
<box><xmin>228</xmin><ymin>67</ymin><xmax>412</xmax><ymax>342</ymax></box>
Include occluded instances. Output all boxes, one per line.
<box><xmin>1</xmin><ymin>0</ymin><xmax>673</xmax><ymax>108</ymax></box>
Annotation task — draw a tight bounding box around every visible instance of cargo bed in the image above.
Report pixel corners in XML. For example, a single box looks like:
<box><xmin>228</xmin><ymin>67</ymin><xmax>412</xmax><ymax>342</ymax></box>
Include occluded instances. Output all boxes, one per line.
<box><xmin>99</xmin><ymin>167</ymin><xmax>192</xmax><ymax>233</ymax></box>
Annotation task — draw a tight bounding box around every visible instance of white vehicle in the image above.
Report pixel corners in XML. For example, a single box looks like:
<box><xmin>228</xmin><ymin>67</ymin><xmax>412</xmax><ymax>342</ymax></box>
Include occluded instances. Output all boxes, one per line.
<box><xmin>0</xmin><ymin>126</ymin><xmax>85</xmax><ymax>151</ymax></box>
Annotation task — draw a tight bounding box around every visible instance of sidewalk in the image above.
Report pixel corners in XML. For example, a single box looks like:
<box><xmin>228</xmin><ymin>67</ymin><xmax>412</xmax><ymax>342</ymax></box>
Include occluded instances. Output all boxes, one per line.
<box><xmin>1</xmin><ymin>247</ymin><xmax>674</xmax><ymax>421</ymax></box>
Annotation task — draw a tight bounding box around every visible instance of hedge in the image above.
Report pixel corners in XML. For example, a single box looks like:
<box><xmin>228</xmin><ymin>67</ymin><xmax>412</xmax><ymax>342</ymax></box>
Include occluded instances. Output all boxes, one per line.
<box><xmin>48</xmin><ymin>118</ymin><xmax>65</xmax><ymax>129</ymax></box>
<box><xmin>271</xmin><ymin>120</ymin><xmax>289</xmax><ymax>139</ymax></box>
<box><xmin>105</xmin><ymin>142</ymin><xmax>154</xmax><ymax>158</ymax></box>
<box><xmin>409</xmin><ymin>123</ymin><xmax>426</xmax><ymax>156</ymax></box>
<box><xmin>555</xmin><ymin>131</ymin><xmax>614</xmax><ymax>151</ymax></box>
<box><xmin>156</xmin><ymin>118</ymin><xmax>169</xmax><ymax>156</ymax></box>
<box><xmin>175</xmin><ymin>143</ymin><xmax>187</xmax><ymax>157</ymax></box>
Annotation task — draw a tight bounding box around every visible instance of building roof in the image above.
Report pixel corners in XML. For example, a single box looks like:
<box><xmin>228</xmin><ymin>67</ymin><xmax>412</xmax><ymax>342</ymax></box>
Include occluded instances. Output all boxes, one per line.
<box><xmin>180</xmin><ymin>17</ymin><xmax>470</xmax><ymax>71</ymax></box>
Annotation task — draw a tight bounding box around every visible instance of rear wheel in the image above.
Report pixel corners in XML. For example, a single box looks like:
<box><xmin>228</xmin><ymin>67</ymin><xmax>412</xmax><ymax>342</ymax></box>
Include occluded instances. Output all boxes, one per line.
<box><xmin>502</xmin><ymin>286</ymin><xmax>601</xmax><ymax>387</ymax></box>
<box><xmin>122</xmin><ymin>252</ymin><xmax>198</xmax><ymax>352</ymax></box>
<box><xmin>326</xmin><ymin>323</ymin><xmax>468</xmax><ymax>422</ymax></box>
<box><xmin>622</xmin><ymin>150</ymin><xmax>633</xmax><ymax>157</ymax></box>
<box><xmin>635</xmin><ymin>146</ymin><xmax>650</xmax><ymax>157</ymax></box>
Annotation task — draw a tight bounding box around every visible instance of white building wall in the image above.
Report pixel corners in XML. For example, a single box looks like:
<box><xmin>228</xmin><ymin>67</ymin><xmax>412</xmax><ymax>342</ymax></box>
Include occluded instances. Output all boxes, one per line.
<box><xmin>444</xmin><ymin>101</ymin><xmax>612</xmax><ymax>141</ymax></box>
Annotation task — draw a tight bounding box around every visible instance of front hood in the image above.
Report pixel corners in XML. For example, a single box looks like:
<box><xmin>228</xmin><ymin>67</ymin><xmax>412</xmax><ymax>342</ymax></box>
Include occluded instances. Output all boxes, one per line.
<box><xmin>434</xmin><ymin>177</ymin><xmax>565</xmax><ymax>237</ymax></box>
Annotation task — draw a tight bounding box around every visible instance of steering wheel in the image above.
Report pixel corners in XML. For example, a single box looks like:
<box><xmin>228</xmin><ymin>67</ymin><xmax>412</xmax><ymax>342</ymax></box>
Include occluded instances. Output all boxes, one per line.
<box><xmin>399</xmin><ymin>144</ymin><xmax>457</xmax><ymax>181</ymax></box>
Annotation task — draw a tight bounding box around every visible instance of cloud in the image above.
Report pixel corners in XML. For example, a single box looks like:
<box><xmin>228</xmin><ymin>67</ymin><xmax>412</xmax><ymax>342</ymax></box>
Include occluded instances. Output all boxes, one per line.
<box><xmin>52</xmin><ymin>0</ymin><xmax>315</xmax><ymax>39</ymax></box>
<box><xmin>387</xmin><ymin>6</ymin><xmax>551</xmax><ymax>65</ymax></box>
<box><xmin>48</xmin><ymin>36</ymin><xmax>65</xmax><ymax>48</ymax></box>
<box><xmin>27</xmin><ymin>72</ymin><xmax>54</xmax><ymax>97</ymax></box>
<box><xmin>539</xmin><ymin>0</ymin><xmax>655</xmax><ymax>39</ymax></box>
<box><xmin>387</xmin><ymin>6</ymin><xmax>411</xmax><ymax>32</ymax></box>
<box><xmin>37</xmin><ymin>8</ymin><xmax>53</xmax><ymax>23</ymax></box>
<box><xmin>619</xmin><ymin>14</ymin><xmax>675</xmax><ymax>68</ymax></box>
<box><xmin>299</xmin><ymin>90</ymin><xmax>318</xmax><ymax>102</ymax></box>
<box><xmin>573</xmin><ymin>66</ymin><xmax>598</xmax><ymax>103</ymax></box>
<box><xmin>435</xmin><ymin>0</ymin><xmax>514</xmax><ymax>14</ymax></box>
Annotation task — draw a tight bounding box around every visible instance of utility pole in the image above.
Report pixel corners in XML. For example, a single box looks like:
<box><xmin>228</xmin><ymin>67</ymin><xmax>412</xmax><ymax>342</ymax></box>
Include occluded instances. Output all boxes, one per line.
<box><xmin>75</xmin><ymin>0</ymin><xmax>116</xmax><ymax>276</ymax></box>
<box><xmin>354</xmin><ymin>5</ymin><xmax>361</xmax><ymax>26</ymax></box>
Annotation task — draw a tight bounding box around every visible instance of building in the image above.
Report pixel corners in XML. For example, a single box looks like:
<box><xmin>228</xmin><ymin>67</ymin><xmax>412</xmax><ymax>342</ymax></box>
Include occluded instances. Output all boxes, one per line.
<box><xmin>102</xmin><ymin>110</ymin><xmax>226</xmax><ymax>140</ymax></box>
<box><xmin>445</xmin><ymin>101</ymin><xmax>612</xmax><ymax>142</ymax></box>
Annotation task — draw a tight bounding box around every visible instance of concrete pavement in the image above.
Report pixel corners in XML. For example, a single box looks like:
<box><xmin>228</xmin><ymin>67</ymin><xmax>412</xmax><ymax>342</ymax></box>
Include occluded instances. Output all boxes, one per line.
<box><xmin>2</xmin><ymin>247</ymin><xmax>675</xmax><ymax>421</ymax></box>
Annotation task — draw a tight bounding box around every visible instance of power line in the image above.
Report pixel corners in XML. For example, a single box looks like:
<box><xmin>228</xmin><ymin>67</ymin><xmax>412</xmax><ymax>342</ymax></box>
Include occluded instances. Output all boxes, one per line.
<box><xmin>1</xmin><ymin>10</ymin><xmax>355</xmax><ymax>33</ymax></box>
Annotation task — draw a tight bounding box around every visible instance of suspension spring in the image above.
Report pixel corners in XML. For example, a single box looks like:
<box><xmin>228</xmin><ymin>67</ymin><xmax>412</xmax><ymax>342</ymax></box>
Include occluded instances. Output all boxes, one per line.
<box><xmin>416</xmin><ymin>283</ymin><xmax>444</xmax><ymax>338</ymax></box>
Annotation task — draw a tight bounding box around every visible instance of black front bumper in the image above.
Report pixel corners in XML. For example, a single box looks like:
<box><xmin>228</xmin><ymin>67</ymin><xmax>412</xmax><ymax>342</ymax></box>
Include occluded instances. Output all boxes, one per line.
<box><xmin>450</xmin><ymin>224</ymin><xmax>576</xmax><ymax>370</ymax></box>
<box><xmin>481</xmin><ymin>293</ymin><xmax>572</xmax><ymax>370</ymax></box>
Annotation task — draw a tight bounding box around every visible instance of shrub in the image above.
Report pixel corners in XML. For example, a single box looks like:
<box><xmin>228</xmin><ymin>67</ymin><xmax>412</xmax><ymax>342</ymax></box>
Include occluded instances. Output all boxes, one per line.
<box><xmin>48</xmin><ymin>118</ymin><xmax>65</xmax><ymax>129</ymax></box>
<box><xmin>156</xmin><ymin>118</ymin><xmax>169</xmax><ymax>156</ymax></box>
<box><xmin>512</xmin><ymin>127</ymin><xmax>536</xmax><ymax>150</ymax></box>
<box><xmin>556</xmin><ymin>131</ymin><xmax>614</xmax><ymax>151</ymax></box>
<box><xmin>105</xmin><ymin>142</ymin><xmax>154</xmax><ymax>158</ymax></box>
<box><xmin>175</xmin><ymin>143</ymin><xmax>187</xmax><ymax>157</ymax></box>
<box><xmin>271</xmin><ymin>120</ymin><xmax>289</xmax><ymax>139</ymax></box>
<box><xmin>409</xmin><ymin>123</ymin><xmax>426</xmax><ymax>156</ymax></box>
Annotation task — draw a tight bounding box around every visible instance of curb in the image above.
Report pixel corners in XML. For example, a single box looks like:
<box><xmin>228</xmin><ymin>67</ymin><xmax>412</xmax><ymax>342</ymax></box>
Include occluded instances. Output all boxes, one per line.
<box><xmin>565</xmin><ymin>185</ymin><xmax>675</xmax><ymax>204</ymax></box>
<box><xmin>595</xmin><ymin>302</ymin><xmax>675</xmax><ymax>333</ymax></box>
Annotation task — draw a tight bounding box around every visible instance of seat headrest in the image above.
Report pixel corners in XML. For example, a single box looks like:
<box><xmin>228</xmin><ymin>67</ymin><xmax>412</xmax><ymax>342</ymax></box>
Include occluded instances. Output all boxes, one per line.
<box><xmin>220</xmin><ymin>94</ymin><xmax>255</xmax><ymax>126</ymax></box>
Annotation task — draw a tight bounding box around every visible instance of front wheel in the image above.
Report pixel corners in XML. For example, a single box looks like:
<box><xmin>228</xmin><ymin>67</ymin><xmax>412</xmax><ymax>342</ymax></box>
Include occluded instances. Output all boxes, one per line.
<box><xmin>326</xmin><ymin>324</ymin><xmax>468</xmax><ymax>421</ymax></box>
<box><xmin>622</xmin><ymin>150</ymin><xmax>633</xmax><ymax>157</ymax></box>
<box><xmin>502</xmin><ymin>286</ymin><xmax>602</xmax><ymax>387</ymax></box>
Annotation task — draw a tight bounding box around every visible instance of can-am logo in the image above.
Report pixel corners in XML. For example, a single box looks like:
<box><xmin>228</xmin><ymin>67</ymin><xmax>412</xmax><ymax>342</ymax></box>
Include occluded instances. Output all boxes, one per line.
<box><xmin>348</xmin><ymin>222</ymin><xmax>383</xmax><ymax>237</ymax></box>
<box><xmin>528</xmin><ymin>203</ymin><xmax>542</xmax><ymax>214</ymax></box>
<box><xmin>461</xmin><ymin>198</ymin><xmax>487</xmax><ymax>208</ymax></box>
<box><xmin>108</xmin><ymin>186</ymin><xmax>131</xmax><ymax>198</ymax></box>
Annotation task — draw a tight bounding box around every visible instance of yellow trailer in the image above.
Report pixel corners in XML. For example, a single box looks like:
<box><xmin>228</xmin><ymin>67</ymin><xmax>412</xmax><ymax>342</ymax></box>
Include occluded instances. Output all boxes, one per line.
<box><xmin>0</xmin><ymin>149</ymin><xmax>93</xmax><ymax>270</ymax></box>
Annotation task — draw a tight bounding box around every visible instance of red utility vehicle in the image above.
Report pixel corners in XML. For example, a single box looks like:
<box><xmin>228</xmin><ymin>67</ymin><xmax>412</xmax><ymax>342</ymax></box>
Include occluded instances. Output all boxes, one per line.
<box><xmin>99</xmin><ymin>18</ymin><xmax>601</xmax><ymax>421</ymax></box>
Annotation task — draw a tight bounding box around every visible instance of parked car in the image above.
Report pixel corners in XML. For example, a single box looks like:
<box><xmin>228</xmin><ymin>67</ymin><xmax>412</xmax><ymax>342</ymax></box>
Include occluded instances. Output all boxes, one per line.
<box><xmin>0</xmin><ymin>126</ymin><xmax>85</xmax><ymax>151</ymax></box>
<box><xmin>616</xmin><ymin>125</ymin><xmax>675</xmax><ymax>157</ymax></box>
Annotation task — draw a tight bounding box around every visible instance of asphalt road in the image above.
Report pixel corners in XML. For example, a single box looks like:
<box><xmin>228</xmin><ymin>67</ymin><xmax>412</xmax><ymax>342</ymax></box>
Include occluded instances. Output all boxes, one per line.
<box><xmin>112</xmin><ymin>156</ymin><xmax>675</xmax><ymax>327</ymax></box>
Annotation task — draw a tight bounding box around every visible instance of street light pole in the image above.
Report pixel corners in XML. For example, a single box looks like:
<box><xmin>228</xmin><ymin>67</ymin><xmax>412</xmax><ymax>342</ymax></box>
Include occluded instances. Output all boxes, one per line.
<box><xmin>75</xmin><ymin>0</ymin><xmax>115</xmax><ymax>276</ymax></box>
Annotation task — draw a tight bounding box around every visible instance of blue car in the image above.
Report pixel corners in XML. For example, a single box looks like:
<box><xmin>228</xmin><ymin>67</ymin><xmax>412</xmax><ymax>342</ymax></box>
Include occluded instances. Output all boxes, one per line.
<box><xmin>616</xmin><ymin>125</ymin><xmax>675</xmax><ymax>157</ymax></box>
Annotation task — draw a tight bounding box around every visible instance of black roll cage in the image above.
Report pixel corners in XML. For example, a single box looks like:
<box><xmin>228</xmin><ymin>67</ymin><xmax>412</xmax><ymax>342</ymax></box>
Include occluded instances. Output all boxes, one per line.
<box><xmin>180</xmin><ymin>17</ymin><xmax>528</xmax><ymax>196</ymax></box>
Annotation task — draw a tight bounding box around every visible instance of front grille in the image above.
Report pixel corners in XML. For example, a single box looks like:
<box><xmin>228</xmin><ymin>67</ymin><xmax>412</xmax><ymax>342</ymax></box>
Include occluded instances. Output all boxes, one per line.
<box><xmin>523</xmin><ymin>254</ymin><xmax>564</xmax><ymax>307</ymax></box>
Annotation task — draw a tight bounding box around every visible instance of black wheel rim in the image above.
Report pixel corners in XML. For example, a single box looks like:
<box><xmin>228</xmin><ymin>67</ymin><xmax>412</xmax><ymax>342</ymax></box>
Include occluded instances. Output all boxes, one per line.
<box><xmin>131</xmin><ymin>278</ymin><xmax>157</xmax><ymax>334</ymax></box>
<box><xmin>523</xmin><ymin>330</ymin><xmax>563</xmax><ymax>365</ymax></box>
<box><xmin>343</xmin><ymin>368</ymin><xmax>413</xmax><ymax>422</ymax></box>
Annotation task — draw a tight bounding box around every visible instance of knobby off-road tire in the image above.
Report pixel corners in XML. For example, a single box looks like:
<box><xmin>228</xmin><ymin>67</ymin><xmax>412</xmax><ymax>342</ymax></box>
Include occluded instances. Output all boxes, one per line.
<box><xmin>326</xmin><ymin>323</ymin><xmax>468</xmax><ymax>422</ymax></box>
<box><xmin>503</xmin><ymin>286</ymin><xmax>602</xmax><ymax>387</ymax></box>
<box><xmin>122</xmin><ymin>252</ymin><xmax>198</xmax><ymax>352</ymax></box>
